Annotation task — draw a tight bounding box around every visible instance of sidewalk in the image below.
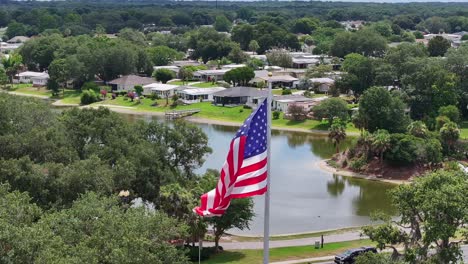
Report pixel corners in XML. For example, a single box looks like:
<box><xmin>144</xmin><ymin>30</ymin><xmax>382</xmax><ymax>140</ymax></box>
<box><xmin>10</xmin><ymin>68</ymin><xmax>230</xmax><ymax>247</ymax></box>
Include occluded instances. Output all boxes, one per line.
<box><xmin>203</xmin><ymin>231</ymin><xmax>365</xmax><ymax>250</ymax></box>
<box><xmin>271</xmin><ymin>255</ymin><xmax>334</xmax><ymax>264</ymax></box>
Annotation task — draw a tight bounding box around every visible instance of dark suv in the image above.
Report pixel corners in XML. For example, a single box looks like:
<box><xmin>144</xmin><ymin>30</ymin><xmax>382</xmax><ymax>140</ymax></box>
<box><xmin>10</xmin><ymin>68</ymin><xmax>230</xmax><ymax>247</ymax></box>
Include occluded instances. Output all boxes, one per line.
<box><xmin>334</xmin><ymin>246</ymin><xmax>377</xmax><ymax>264</ymax></box>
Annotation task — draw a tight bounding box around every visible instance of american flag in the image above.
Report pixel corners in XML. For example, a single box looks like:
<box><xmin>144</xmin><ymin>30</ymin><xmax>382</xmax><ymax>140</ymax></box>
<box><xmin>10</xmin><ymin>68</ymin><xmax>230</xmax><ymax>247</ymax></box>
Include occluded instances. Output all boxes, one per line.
<box><xmin>194</xmin><ymin>99</ymin><xmax>269</xmax><ymax>217</ymax></box>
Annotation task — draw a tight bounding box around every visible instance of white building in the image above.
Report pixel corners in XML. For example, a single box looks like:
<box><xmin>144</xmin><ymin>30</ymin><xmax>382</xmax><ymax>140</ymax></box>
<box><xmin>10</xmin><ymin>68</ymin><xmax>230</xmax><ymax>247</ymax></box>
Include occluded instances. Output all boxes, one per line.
<box><xmin>31</xmin><ymin>73</ymin><xmax>49</xmax><ymax>87</ymax></box>
<box><xmin>193</xmin><ymin>69</ymin><xmax>230</xmax><ymax>82</ymax></box>
<box><xmin>142</xmin><ymin>83</ymin><xmax>180</xmax><ymax>96</ymax></box>
<box><xmin>221</xmin><ymin>64</ymin><xmax>246</xmax><ymax>70</ymax></box>
<box><xmin>177</xmin><ymin>87</ymin><xmax>226</xmax><ymax>104</ymax></box>
<box><xmin>153</xmin><ymin>65</ymin><xmax>179</xmax><ymax>74</ymax></box>
<box><xmin>273</xmin><ymin>95</ymin><xmax>320</xmax><ymax>113</ymax></box>
<box><xmin>15</xmin><ymin>71</ymin><xmax>49</xmax><ymax>84</ymax></box>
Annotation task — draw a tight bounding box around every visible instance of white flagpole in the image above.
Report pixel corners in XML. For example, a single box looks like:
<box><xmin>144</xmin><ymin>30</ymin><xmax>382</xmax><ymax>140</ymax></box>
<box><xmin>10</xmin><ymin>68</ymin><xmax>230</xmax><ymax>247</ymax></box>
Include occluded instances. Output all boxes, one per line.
<box><xmin>263</xmin><ymin>72</ymin><xmax>273</xmax><ymax>264</ymax></box>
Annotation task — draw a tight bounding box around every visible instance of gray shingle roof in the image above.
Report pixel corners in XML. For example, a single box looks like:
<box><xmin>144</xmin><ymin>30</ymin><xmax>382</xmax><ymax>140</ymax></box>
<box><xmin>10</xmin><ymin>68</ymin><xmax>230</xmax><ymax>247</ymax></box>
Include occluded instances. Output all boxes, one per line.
<box><xmin>108</xmin><ymin>75</ymin><xmax>154</xmax><ymax>86</ymax></box>
<box><xmin>213</xmin><ymin>86</ymin><xmax>268</xmax><ymax>98</ymax></box>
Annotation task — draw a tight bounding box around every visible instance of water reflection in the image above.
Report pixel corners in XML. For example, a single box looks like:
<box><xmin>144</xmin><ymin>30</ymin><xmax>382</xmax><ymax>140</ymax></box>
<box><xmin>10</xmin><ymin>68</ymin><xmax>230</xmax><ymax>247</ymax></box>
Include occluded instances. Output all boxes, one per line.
<box><xmin>112</xmin><ymin>113</ymin><xmax>396</xmax><ymax>235</ymax></box>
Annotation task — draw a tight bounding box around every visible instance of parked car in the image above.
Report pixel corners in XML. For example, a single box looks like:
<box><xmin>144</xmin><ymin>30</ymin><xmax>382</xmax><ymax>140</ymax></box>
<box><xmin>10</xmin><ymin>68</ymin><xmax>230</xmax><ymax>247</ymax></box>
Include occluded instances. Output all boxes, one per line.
<box><xmin>334</xmin><ymin>246</ymin><xmax>377</xmax><ymax>264</ymax></box>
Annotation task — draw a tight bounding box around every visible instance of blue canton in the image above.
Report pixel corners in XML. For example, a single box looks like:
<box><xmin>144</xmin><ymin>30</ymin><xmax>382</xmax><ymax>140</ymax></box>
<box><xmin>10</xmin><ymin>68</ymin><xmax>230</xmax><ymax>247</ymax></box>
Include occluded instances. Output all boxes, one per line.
<box><xmin>236</xmin><ymin>99</ymin><xmax>268</xmax><ymax>159</ymax></box>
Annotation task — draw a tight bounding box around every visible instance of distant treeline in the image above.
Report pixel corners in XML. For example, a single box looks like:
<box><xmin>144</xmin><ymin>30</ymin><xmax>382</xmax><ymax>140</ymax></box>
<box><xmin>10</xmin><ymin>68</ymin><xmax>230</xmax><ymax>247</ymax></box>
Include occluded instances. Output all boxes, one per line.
<box><xmin>2</xmin><ymin>0</ymin><xmax>468</xmax><ymax>36</ymax></box>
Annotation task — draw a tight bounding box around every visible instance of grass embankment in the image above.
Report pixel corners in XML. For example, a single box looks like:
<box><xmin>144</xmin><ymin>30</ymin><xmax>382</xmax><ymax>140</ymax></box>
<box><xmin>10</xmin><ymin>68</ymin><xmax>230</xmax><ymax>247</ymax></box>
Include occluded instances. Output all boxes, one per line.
<box><xmin>201</xmin><ymin>239</ymin><xmax>373</xmax><ymax>264</ymax></box>
<box><xmin>191</xmin><ymin>82</ymin><xmax>221</xmax><ymax>88</ymax></box>
<box><xmin>94</xmin><ymin>98</ymin><xmax>358</xmax><ymax>133</ymax></box>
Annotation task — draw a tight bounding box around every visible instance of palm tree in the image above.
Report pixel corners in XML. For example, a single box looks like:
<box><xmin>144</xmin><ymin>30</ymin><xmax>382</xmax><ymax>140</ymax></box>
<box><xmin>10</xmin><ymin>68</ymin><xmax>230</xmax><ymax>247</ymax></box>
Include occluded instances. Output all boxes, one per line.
<box><xmin>328</xmin><ymin>118</ymin><xmax>347</xmax><ymax>153</ymax></box>
<box><xmin>440</xmin><ymin>121</ymin><xmax>460</xmax><ymax>153</ymax></box>
<box><xmin>371</xmin><ymin>129</ymin><xmax>391</xmax><ymax>163</ymax></box>
<box><xmin>407</xmin><ymin>121</ymin><xmax>428</xmax><ymax>138</ymax></box>
<box><xmin>2</xmin><ymin>53</ymin><xmax>23</xmax><ymax>84</ymax></box>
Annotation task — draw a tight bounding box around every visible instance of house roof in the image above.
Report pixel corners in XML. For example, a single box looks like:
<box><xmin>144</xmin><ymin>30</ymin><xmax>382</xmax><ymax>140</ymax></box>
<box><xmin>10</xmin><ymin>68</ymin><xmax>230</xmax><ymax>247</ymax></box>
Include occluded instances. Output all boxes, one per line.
<box><xmin>221</xmin><ymin>64</ymin><xmax>246</xmax><ymax>69</ymax></box>
<box><xmin>269</xmin><ymin>75</ymin><xmax>298</xmax><ymax>82</ymax></box>
<box><xmin>171</xmin><ymin>60</ymin><xmax>201</xmax><ymax>67</ymax></box>
<box><xmin>292</xmin><ymin>58</ymin><xmax>319</xmax><ymax>65</ymax></box>
<box><xmin>17</xmin><ymin>71</ymin><xmax>48</xmax><ymax>78</ymax></box>
<box><xmin>273</xmin><ymin>95</ymin><xmax>317</xmax><ymax>103</ymax></box>
<box><xmin>194</xmin><ymin>69</ymin><xmax>229</xmax><ymax>76</ymax></box>
<box><xmin>143</xmin><ymin>83</ymin><xmax>179</xmax><ymax>91</ymax></box>
<box><xmin>310</xmin><ymin>78</ymin><xmax>335</xmax><ymax>84</ymax></box>
<box><xmin>179</xmin><ymin>87</ymin><xmax>225</xmax><ymax>95</ymax></box>
<box><xmin>7</xmin><ymin>36</ymin><xmax>30</xmax><ymax>43</ymax></box>
<box><xmin>31</xmin><ymin>73</ymin><xmax>49</xmax><ymax>80</ymax></box>
<box><xmin>108</xmin><ymin>75</ymin><xmax>154</xmax><ymax>86</ymax></box>
<box><xmin>213</xmin><ymin>86</ymin><xmax>268</xmax><ymax>98</ymax></box>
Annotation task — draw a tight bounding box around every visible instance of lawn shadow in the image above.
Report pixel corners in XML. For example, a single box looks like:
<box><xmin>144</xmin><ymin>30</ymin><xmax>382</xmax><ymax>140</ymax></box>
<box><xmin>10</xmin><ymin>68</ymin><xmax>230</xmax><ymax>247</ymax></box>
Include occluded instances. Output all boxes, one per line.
<box><xmin>204</xmin><ymin>251</ymin><xmax>246</xmax><ymax>263</ymax></box>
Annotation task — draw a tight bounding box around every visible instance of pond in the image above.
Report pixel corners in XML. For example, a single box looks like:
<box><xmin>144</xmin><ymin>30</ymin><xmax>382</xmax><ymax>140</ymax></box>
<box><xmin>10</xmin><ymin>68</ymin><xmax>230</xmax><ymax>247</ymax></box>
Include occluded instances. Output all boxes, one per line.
<box><xmin>121</xmin><ymin>114</ymin><xmax>397</xmax><ymax>235</ymax></box>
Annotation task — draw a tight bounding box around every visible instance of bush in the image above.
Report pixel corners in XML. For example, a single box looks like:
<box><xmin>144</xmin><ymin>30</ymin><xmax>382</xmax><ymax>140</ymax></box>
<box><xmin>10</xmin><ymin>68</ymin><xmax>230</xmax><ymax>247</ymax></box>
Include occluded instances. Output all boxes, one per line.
<box><xmin>311</xmin><ymin>98</ymin><xmax>349</xmax><ymax>125</ymax></box>
<box><xmin>243</xmin><ymin>105</ymin><xmax>252</xmax><ymax>109</ymax></box>
<box><xmin>281</xmin><ymin>89</ymin><xmax>292</xmax><ymax>95</ymax></box>
<box><xmin>273</xmin><ymin>110</ymin><xmax>280</xmax><ymax>120</ymax></box>
<box><xmin>438</xmin><ymin>105</ymin><xmax>460</xmax><ymax>124</ymax></box>
<box><xmin>436</xmin><ymin>115</ymin><xmax>451</xmax><ymax>131</ymax></box>
<box><xmin>287</xmin><ymin>104</ymin><xmax>307</xmax><ymax>121</ymax></box>
<box><xmin>185</xmin><ymin>246</ymin><xmax>217</xmax><ymax>262</ymax></box>
<box><xmin>81</xmin><ymin>82</ymin><xmax>100</xmax><ymax>92</ymax></box>
<box><xmin>119</xmin><ymin>91</ymin><xmax>127</xmax><ymax>96</ymax></box>
<box><xmin>80</xmin><ymin>90</ymin><xmax>100</xmax><ymax>105</ymax></box>
<box><xmin>149</xmin><ymin>93</ymin><xmax>160</xmax><ymax>100</ymax></box>
<box><xmin>386</xmin><ymin>133</ymin><xmax>427</xmax><ymax>165</ymax></box>
<box><xmin>349</xmin><ymin>156</ymin><xmax>367</xmax><ymax>171</ymax></box>
<box><xmin>239</xmin><ymin>109</ymin><xmax>244</xmax><ymax>113</ymax></box>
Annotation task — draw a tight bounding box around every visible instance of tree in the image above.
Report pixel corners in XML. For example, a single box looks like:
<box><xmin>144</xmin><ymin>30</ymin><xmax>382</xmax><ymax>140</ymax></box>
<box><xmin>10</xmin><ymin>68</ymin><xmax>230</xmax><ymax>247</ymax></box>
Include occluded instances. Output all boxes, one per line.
<box><xmin>438</xmin><ymin>105</ymin><xmax>460</xmax><ymax>123</ymax></box>
<box><xmin>363</xmin><ymin>170</ymin><xmax>468</xmax><ymax>263</ymax></box>
<box><xmin>292</xmin><ymin>17</ymin><xmax>319</xmax><ymax>34</ymax></box>
<box><xmin>118</xmin><ymin>28</ymin><xmax>147</xmax><ymax>46</ymax></box>
<box><xmin>178</xmin><ymin>67</ymin><xmax>193</xmax><ymax>84</ymax></box>
<box><xmin>311</xmin><ymin>98</ymin><xmax>349</xmax><ymax>125</ymax></box>
<box><xmin>153</xmin><ymin>68</ymin><xmax>175</xmax><ymax>84</ymax></box>
<box><xmin>228</xmin><ymin>44</ymin><xmax>248</xmax><ymax>64</ymax></box>
<box><xmin>223</xmin><ymin>67</ymin><xmax>254</xmax><ymax>86</ymax></box>
<box><xmin>248</xmin><ymin>40</ymin><xmax>260</xmax><ymax>54</ymax></box>
<box><xmin>134</xmin><ymin>85</ymin><xmax>143</xmax><ymax>96</ymax></box>
<box><xmin>147</xmin><ymin>46</ymin><xmax>183</xmax><ymax>66</ymax></box>
<box><xmin>231</xmin><ymin>24</ymin><xmax>254</xmax><ymax>50</ymax></box>
<box><xmin>428</xmin><ymin>36</ymin><xmax>451</xmax><ymax>57</ymax></box>
<box><xmin>0</xmin><ymin>67</ymin><xmax>7</xmax><ymax>89</ymax></box>
<box><xmin>330</xmin><ymin>29</ymin><xmax>387</xmax><ymax>58</ymax></box>
<box><xmin>1</xmin><ymin>53</ymin><xmax>22</xmax><ymax>84</ymax></box>
<box><xmin>371</xmin><ymin>129</ymin><xmax>391</xmax><ymax>163</ymax></box>
<box><xmin>46</xmin><ymin>78</ymin><xmax>60</xmax><ymax>96</ymax></box>
<box><xmin>287</xmin><ymin>104</ymin><xmax>308</xmax><ymax>121</ymax></box>
<box><xmin>440</xmin><ymin>121</ymin><xmax>459</xmax><ymax>154</ymax></box>
<box><xmin>342</xmin><ymin>53</ymin><xmax>374</xmax><ymax>97</ymax></box>
<box><xmin>213</xmin><ymin>15</ymin><xmax>232</xmax><ymax>32</ymax></box>
<box><xmin>80</xmin><ymin>89</ymin><xmax>100</xmax><ymax>105</ymax></box>
<box><xmin>266</xmin><ymin>50</ymin><xmax>293</xmax><ymax>69</ymax></box>
<box><xmin>209</xmin><ymin>198</ymin><xmax>254</xmax><ymax>251</ymax></box>
<box><xmin>328</xmin><ymin>117</ymin><xmax>347</xmax><ymax>153</ymax></box>
<box><xmin>357</xmin><ymin>87</ymin><xmax>409</xmax><ymax>133</ymax></box>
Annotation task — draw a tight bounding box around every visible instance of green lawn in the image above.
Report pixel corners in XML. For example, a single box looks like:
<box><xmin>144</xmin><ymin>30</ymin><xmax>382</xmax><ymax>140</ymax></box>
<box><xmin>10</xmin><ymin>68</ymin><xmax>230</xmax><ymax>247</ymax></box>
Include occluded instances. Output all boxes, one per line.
<box><xmin>191</xmin><ymin>82</ymin><xmax>222</xmax><ymax>88</ymax></box>
<box><xmin>10</xmin><ymin>86</ymin><xmax>53</xmax><ymax>97</ymax></box>
<box><xmin>94</xmin><ymin>97</ymin><xmax>358</xmax><ymax>133</ymax></box>
<box><xmin>272</xmin><ymin>89</ymin><xmax>299</xmax><ymax>95</ymax></box>
<box><xmin>53</xmin><ymin>89</ymin><xmax>83</xmax><ymax>104</ymax></box>
<box><xmin>168</xmin><ymin>80</ymin><xmax>198</xmax><ymax>86</ymax></box>
<box><xmin>201</xmin><ymin>239</ymin><xmax>373</xmax><ymax>264</ymax></box>
<box><xmin>460</xmin><ymin>121</ymin><xmax>468</xmax><ymax>140</ymax></box>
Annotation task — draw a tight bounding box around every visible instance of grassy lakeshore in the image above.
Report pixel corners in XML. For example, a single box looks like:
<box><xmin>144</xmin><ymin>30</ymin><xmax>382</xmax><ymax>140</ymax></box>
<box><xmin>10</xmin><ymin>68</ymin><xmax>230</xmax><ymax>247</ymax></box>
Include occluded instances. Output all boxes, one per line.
<box><xmin>201</xmin><ymin>239</ymin><xmax>373</xmax><ymax>264</ymax></box>
<box><xmin>92</xmin><ymin>97</ymin><xmax>359</xmax><ymax>133</ymax></box>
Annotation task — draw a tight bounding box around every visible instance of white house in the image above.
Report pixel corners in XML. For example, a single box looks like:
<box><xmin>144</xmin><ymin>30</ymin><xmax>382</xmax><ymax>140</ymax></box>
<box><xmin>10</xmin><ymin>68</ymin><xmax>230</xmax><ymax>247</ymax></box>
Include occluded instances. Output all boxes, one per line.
<box><xmin>221</xmin><ymin>64</ymin><xmax>246</xmax><ymax>70</ymax></box>
<box><xmin>177</xmin><ymin>87</ymin><xmax>226</xmax><ymax>104</ymax></box>
<box><xmin>273</xmin><ymin>95</ymin><xmax>320</xmax><ymax>113</ymax></box>
<box><xmin>31</xmin><ymin>73</ymin><xmax>49</xmax><ymax>87</ymax></box>
<box><xmin>310</xmin><ymin>78</ymin><xmax>335</xmax><ymax>93</ymax></box>
<box><xmin>142</xmin><ymin>83</ymin><xmax>180</xmax><ymax>96</ymax></box>
<box><xmin>108</xmin><ymin>75</ymin><xmax>154</xmax><ymax>92</ymax></box>
<box><xmin>212</xmin><ymin>86</ymin><xmax>268</xmax><ymax>108</ymax></box>
<box><xmin>193</xmin><ymin>69</ymin><xmax>229</xmax><ymax>82</ymax></box>
<box><xmin>15</xmin><ymin>71</ymin><xmax>49</xmax><ymax>84</ymax></box>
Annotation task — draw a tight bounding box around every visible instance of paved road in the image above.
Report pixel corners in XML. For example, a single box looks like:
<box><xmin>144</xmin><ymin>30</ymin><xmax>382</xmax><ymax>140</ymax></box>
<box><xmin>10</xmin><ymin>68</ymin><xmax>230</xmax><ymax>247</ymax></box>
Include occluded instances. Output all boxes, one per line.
<box><xmin>205</xmin><ymin>231</ymin><xmax>365</xmax><ymax>250</ymax></box>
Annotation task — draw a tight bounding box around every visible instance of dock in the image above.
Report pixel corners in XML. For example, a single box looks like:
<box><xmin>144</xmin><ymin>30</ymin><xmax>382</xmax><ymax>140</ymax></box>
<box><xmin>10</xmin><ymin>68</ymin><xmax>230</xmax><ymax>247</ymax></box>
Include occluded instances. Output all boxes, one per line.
<box><xmin>165</xmin><ymin>109</ymin><xmax>201</xmax><ymax>119</ymax></box>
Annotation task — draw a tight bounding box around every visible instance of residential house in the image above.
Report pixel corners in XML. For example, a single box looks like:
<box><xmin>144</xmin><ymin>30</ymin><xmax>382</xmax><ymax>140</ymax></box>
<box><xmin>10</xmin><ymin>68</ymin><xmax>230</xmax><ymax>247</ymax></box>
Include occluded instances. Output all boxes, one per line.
<box><xmin>142</xmin><ymin>83</ymin><xmax>181</xmax><ymax>96</ymax></box>
<box><xmin>340</xmin><ymin>20</ymin><xmax>365</xmax><ymax>31</ymax></box>
<box><xmin>310</xmin><ymin>78</ymin><xmax>335</xmax><ymax>93</ymax></box>
<box><xmin>273</xmin><ymin>95</ymin><xmax>321</xmax><ymax>113</ymax></box>
<box><xmin>193</xmin><ymin>69</ymin><xmax>229</xmax><ymax>82</ymax></box>
<box><xmin>212</xmin><ymin>86</ymin><xmax>268</xmax><ymax>108</ymax></box>
<box><xmin>292</xmin><ymin>57</ymin><xmax>319</xmax><ymax>69</ymax></box>
<box><xmin>424</xmin><ymin>33</ymin><xmax>462</xmax><ymax>47</ymax></box>
<box><xmin>177</xmin><ymin>87</ymin><xmax>226</xmax><ymax>104</ymax></box>
<box><xmin>153</xmin><ymin>65</ymin><xmax>179</xmax><ymax>74</ymax></box>
<box><xmin>7</xmin><ymin>36</ymin><xmax>30</xmax><ymax>44</ymax></box>
<box><xmin>251</xmin><ymin>70</ymin><xmax>299</xmax><ymax>88</ymax></box>
<box><xmin>31</xmin><ymin>73</ymin><xmax>49</xmax><ymax>87</ymax></box>
<box><xmin>221</xmin><ymin>64</ymin><xmax>246</xmax><ymax>70</ymax></box>
<box><xmin>15</xmin><ymin>71</ymin><xmax>48</xmax><ymax>84</ymax></box>
<box><xmin>108</xmin><ymin>75</ymin><xmax>154</xmax><ymax>92</ymax></box>
<box><xmin>171</xmin><ymin>60</ymin><xmax>201</xmax><ymax>67</ymax></box>
<box><xmin>0</xmin><ymin>42</ymin><xmax>22</xmax><ymax>53</ymax></box>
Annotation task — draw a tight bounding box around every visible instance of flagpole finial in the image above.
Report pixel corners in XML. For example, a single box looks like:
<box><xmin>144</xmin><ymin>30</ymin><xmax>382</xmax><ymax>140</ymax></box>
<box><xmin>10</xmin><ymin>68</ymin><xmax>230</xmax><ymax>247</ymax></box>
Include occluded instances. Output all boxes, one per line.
<box><xmin>268</xmin><ymin>71</ymin><xmax>273</xmax><ymax>77</ymax></box>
